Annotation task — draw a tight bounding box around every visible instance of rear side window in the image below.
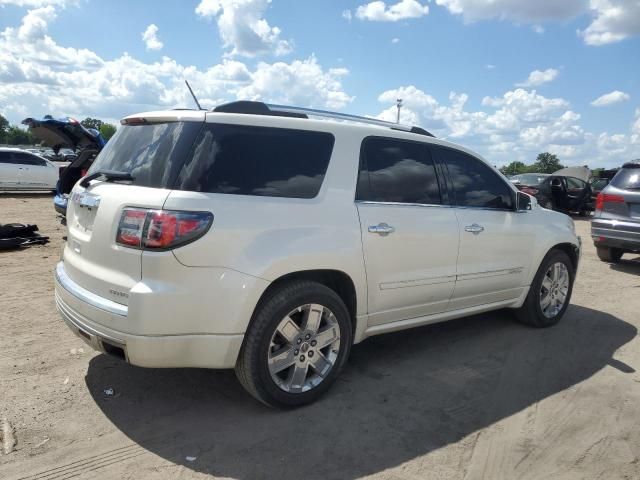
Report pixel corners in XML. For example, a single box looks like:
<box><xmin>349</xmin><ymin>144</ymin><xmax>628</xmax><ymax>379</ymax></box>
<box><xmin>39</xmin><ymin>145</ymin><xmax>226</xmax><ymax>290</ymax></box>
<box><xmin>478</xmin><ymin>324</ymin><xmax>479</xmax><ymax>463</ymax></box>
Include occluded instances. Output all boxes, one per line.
<box><xmin>0</xmin><ymin>152</ymin><xmax>11</xmax><ymax>164</ymax></box>
<box><xmin>437</xmin><ymin>147</ymin><xmax>514</xmax><ymax>210</ymax></box>
<box><xmin>176</xmin><ymin>124</ymin><xmax>334</xmax><ymax>199</ymax></box>
<box><xmin>611</xmin><ymin>166</ymin><xmax>640</xmax><ymax>190</ymax></box>
<box><xmin>356</xmin><ymin>137</ymin><xmax>441</xmax><ymax>204</ymax></box>
<box><xmin>566</xmin><ymin>177</ymin><xmax>586</xmax><ymax>189</ymax></box>
<box><xmin>88</xmin><ymin>122</ymin><xmax>203</xmax><ymax>188</ymax></box>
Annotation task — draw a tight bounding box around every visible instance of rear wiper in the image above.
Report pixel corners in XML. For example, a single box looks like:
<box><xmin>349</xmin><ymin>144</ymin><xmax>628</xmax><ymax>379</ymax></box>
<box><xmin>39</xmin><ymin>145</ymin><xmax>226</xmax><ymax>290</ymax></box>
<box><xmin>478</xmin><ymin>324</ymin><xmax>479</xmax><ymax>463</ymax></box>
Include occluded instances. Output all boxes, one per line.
<box><xmin>80</xmin><ymin>170</ymin><xmax>134</xmax><ymax>187</ymax></box>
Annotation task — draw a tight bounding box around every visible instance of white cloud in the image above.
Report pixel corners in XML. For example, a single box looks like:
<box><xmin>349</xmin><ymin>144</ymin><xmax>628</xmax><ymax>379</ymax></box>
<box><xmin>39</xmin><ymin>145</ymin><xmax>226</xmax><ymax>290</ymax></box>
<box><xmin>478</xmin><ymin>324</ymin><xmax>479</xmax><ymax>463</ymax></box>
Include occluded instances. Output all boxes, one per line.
<box><xmin>342</xmin><ymin>9</ymin><xmax>353</xmax><ymax>21</ymax></box>
<box><xmin>532</xmin><ymin>24</ymin><xmax>545</xmax><ymax>34</ymax></box>
<box><xmin>580</xmin><ymin>0</ymin><xmax>640</xmax><ymax>45</ymax></box>
<box><xmin>195</xmin><ymin>0</ymin><xmax>292</xmax><ymax>57</ymax></box>
<box><xmin>0</xmin><ymin>0</ymin><xmax>75</xmax><ymax>6</ymax></box>
<box><xmin>485</xmin><ymin>64</ymin><xmax>496</xmax><ymax>70</ymax></box>
<box><xmin>436</xmin><ymin>0</ymin><xmax>639</xmax><ymax>46</ymax></box>
<box><xmin>590</xmin><ymin>90</ymin><xmax>630</xmax><ymax>106</ymax></box>
<box><xmin>375</xmin><ymin>85</ymin><xmax>640</xmax><ymax>168</ymax></box>
<box><xmin>391</xmin><ymin>37</ymin><xmax>400</xmax><ymax>43</ymax></box>
<box><xmin>355</xmin><ymin>0</ymin><xmax>429</xmax><ymax>22</ymax></box>
<box><xmin>0</xmin><ymin>6</ymin><xmax>351</xmax><ymax>124</ymax></box>
<box><xmin>142</xmin><ymin>24</ymin><xmax>163</xmax><ymax>51</ymax></box>
<box><xmin>516</xmin><ymin>68</ymin><xmax>559</xmax><ymax>87</ymax></box>
<box><xmin>435</xmin><ymin>0</ymin><xmax>587</xmax><ymax>23</ymax></box>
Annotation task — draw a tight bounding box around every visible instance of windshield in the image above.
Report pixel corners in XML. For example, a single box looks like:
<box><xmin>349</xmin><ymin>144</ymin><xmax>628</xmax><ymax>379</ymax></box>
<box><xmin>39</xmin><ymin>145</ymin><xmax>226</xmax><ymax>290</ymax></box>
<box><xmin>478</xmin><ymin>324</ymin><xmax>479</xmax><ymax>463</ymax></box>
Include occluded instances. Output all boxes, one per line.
<box><xmin>611</xmin><ymin>166</ymin><xmax>640</xmax><ymax>190</ymax></box>
<box><xmin>88</xmin><ymin>121</ymin><xmax>202</xmax><ymax>188</ymax></box>
<box><xmin>512</xmin><ymin>174</ymin><xmax>548</xmax><ymax>186</ymax></box>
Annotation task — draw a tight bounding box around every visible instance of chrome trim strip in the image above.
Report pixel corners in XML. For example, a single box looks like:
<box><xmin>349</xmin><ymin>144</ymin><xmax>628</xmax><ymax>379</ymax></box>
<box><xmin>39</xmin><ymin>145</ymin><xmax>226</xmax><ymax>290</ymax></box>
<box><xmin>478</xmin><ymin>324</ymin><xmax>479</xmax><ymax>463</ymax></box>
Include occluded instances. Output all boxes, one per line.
<box><xmin>457</xmin><ymin>267</ymin><xmax>524</xmax><ymax>281</ymax></box>
<box><xmin>355</xmin><ymin>200</ymin><xmax>515</xmax><ymax>212</ymax></box>
<box><xmin>380</xmin><ymin>275</ymin><xmax>456</xmax><ymax>290</ymax></box>
<box><xmin>54</xmin><ymin>262</ymin><xmax>128</xmax><ymax>317</ymax></box>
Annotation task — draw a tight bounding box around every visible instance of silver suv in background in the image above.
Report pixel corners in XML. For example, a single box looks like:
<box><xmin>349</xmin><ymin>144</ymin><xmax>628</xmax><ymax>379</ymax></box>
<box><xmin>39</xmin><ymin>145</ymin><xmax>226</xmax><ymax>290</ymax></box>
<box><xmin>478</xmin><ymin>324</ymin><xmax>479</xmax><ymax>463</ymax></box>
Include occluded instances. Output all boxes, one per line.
<box><xmin>592</xmin><ymin>162</ymin><xmax>640</xmax><ymax>262</ymax></box>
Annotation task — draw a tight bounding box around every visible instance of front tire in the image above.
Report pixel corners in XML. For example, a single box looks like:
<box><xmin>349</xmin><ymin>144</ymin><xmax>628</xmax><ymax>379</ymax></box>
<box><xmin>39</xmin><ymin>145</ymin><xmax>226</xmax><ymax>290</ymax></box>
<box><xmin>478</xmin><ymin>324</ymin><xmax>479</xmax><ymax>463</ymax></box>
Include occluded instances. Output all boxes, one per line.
<box><xmin>596</xmin><ymin>246</ymin><xmax>623</xmax><ymax>263</ymax></box>
<box><xmin>515</xmin><ymin>250</ymin><xmax>574</xmax><ymax>328</ymax></box>
<box><xmin>235</xmin><ymin>280</ymin><xmax>352</xmax><ymax>408</ymax></box>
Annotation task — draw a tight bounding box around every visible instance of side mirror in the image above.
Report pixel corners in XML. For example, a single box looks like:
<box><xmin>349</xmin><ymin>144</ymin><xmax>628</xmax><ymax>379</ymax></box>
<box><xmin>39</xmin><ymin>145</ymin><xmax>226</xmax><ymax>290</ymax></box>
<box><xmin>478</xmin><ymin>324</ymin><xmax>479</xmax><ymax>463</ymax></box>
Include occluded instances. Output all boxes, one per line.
<box><xmin>517</xmin><ymin>191</ymin><xmax>532</xmax><ymax>211</ymax></box>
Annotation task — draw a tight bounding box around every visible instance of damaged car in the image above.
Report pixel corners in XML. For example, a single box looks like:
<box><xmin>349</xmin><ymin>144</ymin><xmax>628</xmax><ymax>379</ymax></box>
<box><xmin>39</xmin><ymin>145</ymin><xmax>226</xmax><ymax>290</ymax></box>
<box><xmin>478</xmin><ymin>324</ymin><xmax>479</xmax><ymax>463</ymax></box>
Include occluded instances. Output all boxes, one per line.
<box><xmin>22</xmin><ymin>116</ymin><xmax>106</xmax><ymax>216</ymax></box>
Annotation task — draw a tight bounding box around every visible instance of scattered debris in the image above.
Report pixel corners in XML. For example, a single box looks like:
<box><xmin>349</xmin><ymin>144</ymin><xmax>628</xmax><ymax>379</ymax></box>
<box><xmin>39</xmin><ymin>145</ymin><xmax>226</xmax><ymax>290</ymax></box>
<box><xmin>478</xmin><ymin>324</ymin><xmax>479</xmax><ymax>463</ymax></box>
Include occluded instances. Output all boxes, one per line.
<box><xmin>69</xmin><ymin>348</ymin><xmax>84</xmax><ymax>356</ymax></box>
<box><xmin>34</xmin><ymin>437</ymin><xmax>50</xmax><ymax>449</ymax></box>
<box><xmin>1</xmin><ymin>417</ymin><xmax>16</xmax><ymax>455</ymax></box>
<box><xmin>63</xmin><ymin>377</ymin><xmax>69</xmax><ymax>385</ymax></box>
<box><xmin>103</xmin><ymin>388</ymin><xmax>114</xmax><ymax>396</ymax></box>
<box><xmin>0</xmin><ymin>223</ymin><xmax>49</xmax><ymax>250</ymax></box>
<box><xmin>185</xmin><ymin>456</ymin><xmax>197</xmax><ymax>462</ymax></box>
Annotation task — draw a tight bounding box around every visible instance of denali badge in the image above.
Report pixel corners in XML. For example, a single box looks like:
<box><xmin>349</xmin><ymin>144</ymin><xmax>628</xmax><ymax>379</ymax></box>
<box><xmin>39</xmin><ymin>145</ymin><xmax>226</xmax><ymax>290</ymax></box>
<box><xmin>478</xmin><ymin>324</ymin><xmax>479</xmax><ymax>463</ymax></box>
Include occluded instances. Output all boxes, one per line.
<box><xmin>109</xmin><ymin>289</ymin><xmax>129</xmax><ymax>299</ymax></box>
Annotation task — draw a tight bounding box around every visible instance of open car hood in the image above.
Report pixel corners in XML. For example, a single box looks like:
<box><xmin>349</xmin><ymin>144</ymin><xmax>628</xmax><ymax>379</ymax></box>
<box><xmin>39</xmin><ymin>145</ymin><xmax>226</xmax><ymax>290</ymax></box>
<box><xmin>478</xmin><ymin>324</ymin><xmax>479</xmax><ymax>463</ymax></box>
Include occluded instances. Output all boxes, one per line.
<box><xmin>553</xmin><ymin>166</ymin><xmax>591</xmax><ymax>182</ymax></box>
<box><xmin>21</xmin><ymin>116</ymin><xmax>106</xmax><ymax>151</ymax></box>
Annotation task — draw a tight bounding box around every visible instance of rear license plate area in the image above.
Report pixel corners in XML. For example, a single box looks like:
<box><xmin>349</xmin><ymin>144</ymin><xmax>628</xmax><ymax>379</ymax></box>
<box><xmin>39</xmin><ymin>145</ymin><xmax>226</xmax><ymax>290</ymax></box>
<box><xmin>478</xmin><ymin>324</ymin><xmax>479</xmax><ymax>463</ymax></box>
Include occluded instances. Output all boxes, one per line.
<box><xmin>72</xmin><ymin>192</ymin><xmax>100</xmax><ymax>232</ymax></box>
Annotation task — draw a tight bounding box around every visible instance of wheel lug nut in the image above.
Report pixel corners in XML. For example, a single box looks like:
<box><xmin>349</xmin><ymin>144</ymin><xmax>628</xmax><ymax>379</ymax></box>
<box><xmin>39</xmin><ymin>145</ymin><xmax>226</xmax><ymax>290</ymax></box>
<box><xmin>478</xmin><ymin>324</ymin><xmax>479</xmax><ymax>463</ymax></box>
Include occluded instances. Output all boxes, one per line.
<box><xmin>311</xmin><ymin>340</ymin><xmax>317</xmax><ymax>347</ymax></box>
<box><xmin>308</xmin><ymin>351</ymin><xmax>314</xmax><ymax>358</ymax></box>
<box><xmin>299</xmin><ymin>355</ymin><xmax>305</xmax><ymax>362</ymax></box>
<box><xmin>297</xmin><ymin>338</ymin><xmax>302</xmax><ymax>344</ymax></box>
<box><xmin>294</xmin><ymin>349</ymin><xmax>299</xmax><ymax>355</ymax></box>
<box><xmin>305</xmin><ymin>334</ymin><xmax>311</xmax><ymax>340</ymax></box>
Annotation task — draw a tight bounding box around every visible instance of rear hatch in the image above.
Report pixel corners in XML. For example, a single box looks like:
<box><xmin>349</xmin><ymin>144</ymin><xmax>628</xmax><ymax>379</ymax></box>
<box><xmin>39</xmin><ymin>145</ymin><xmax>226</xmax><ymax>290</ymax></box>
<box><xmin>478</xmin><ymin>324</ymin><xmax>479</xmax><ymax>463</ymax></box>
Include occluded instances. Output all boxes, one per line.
<box><xmin>596</xmin><ymin>164</ymin><xmax>640</xmax><ymax>221</ymax></box>
<box><xmin>21</xmin><ymin>116</ymin><xmax>106</xmax><ymax>151</ymax></box>
<box><xmin>62</xmin><ymin>113</ymin><xmax>204</xmax><ymax>303</ymax></box>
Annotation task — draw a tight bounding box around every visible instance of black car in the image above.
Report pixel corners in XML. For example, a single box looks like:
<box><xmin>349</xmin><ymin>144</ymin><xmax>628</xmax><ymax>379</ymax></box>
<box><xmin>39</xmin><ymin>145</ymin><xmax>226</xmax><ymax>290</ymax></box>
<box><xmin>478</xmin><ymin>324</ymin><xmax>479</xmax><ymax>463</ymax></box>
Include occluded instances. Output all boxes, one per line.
<box><xmin>510</xmin><ymin>173</ymin><xmax>593</xmax><ymax>214</ymax></box>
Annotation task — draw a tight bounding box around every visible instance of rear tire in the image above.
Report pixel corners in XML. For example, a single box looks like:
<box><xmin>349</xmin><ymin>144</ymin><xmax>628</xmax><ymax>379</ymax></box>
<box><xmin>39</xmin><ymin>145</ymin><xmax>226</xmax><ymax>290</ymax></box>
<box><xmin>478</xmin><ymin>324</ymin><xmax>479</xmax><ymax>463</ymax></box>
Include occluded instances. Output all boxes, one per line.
<box><xmin>235</xmin><ymin>280</ymin><xmax>352</xmax><ymax>408</ymax></box>
<box><xmin>515</xmin><ymin>250</ymin><xmax>574</xmax><ymax>328</ymax></box>
<box><xmin>596</xmin><ymin>246</ymin><xmax>623</xmax><ymax>263</ymax></box>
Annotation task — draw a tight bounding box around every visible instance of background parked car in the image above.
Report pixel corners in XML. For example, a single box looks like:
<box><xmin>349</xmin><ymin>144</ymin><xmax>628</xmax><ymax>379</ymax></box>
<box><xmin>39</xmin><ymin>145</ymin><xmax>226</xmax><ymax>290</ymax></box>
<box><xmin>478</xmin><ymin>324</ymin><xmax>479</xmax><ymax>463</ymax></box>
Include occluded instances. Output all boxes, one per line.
<box><xmin>511</xmin><ymin>172</ymin><xmax>592</xmax><ymax>214</ymax></box>
<box><xmin>591</xmin><ymin>162</ymin><xmax>640</xmax><ymax>262</ymax></box>
<box><xmin>0</xmin><ymin>147</ymin><xmax>59</xmax><ymax>191</ymax></box>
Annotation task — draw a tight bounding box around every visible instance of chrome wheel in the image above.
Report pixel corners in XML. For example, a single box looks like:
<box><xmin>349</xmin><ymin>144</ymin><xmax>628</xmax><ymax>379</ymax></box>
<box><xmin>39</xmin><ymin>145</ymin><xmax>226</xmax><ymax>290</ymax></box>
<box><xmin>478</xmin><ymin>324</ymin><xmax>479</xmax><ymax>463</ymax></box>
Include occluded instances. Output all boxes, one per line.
<box><xmin>267</xmin><ymin>303</ymin><xmax>341</xmax><ymax>393</ymax></box>
<box><xmin>539</xmin><ymin>262</ymin><xmax>570</xmax><ymax>318</ymax></box>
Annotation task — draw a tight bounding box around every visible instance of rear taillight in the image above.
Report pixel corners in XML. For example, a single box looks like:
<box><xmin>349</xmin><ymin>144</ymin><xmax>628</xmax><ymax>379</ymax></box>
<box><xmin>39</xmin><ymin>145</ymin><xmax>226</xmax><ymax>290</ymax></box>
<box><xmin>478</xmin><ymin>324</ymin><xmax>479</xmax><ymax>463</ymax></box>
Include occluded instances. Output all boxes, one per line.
<box><xmin>595</xmin><ymin>193</ymin><xmax>624</xmax><ymax>212</ymax></box>
<box><xmin>116</xmin><ymin>208</ymin><xmax>213</xmax><ymax>250</ymax></box>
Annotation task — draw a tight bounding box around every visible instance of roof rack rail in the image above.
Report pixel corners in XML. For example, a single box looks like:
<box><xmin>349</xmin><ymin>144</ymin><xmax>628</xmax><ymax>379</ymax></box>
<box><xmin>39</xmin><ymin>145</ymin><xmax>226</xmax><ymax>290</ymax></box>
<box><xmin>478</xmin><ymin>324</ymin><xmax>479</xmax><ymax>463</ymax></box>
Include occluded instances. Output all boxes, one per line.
<box><xmin>212</xmin><ymin>101</ymin><xmax>435</xmax><ymax>137</ymax></box>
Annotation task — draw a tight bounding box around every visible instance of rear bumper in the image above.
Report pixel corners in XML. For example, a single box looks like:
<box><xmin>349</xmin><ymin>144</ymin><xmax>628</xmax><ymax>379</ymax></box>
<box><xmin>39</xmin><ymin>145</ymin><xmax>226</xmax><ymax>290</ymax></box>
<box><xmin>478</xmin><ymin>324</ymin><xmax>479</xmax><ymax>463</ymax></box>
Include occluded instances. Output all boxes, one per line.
<box><xmin>591</xmin><ymin>218</ymin><xmax>640</xmax><ymax>252</ymax></box>
<box><xmin>53</xmin><ymin>193</ymin><xmax>68</xmax><ymax>216</ymax></box>
<box><xmin>54</xmin><ymin>263</ymin><xmax>244</xmax><ymax>368</ymax></box>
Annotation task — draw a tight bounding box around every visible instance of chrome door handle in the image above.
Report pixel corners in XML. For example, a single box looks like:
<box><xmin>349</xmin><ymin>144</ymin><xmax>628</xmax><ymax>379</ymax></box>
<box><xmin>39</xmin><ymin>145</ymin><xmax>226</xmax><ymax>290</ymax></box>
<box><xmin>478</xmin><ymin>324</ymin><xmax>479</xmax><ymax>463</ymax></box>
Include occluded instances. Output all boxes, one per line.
<box><xmin>368</xmin><ymin>223</ymin><xmax>395</xmax><ymax>235</ymax></box>
<box><xmin>464</xmin><ymin>223</ymin><xmax>485</xmax><ymax>234</ymax></box>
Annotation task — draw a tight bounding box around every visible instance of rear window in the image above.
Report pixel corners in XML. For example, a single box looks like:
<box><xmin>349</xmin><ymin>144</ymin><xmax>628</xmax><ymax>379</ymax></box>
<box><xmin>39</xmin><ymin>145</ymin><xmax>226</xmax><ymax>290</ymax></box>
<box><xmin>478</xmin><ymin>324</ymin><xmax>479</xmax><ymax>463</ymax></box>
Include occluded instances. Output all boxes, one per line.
<box><xmin>175</xmin><ymin>124</ymin><xmax>334</xmax><ymax>199</ymax></box>
<box><xmin>87</xmin><ymin>122</ymin><xmax>203</xmax><ymax>188</ymax></box>
<box><xmin>611</xmin><ymin>166</ymin><xmax>640</xmax><ymax>190</ymax></box>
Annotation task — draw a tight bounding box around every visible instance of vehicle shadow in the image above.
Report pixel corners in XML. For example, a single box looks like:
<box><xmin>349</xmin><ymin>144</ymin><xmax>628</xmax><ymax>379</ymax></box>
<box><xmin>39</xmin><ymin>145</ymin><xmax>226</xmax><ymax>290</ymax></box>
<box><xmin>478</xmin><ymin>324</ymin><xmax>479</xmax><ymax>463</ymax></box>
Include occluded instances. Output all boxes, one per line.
<box><xmin>0</xmin><ymin>191</ymin><xmax>54</xmax><ymax>198</ymax></box>
<box><xmin>610</xmin><ymin>256</ymin><xmax>640</xmax><ymax>275</ymax></box>
<box><xmin>86</xmin><ymin>305</ymin><xmax>636</xmax><ymax>480</ymax></box>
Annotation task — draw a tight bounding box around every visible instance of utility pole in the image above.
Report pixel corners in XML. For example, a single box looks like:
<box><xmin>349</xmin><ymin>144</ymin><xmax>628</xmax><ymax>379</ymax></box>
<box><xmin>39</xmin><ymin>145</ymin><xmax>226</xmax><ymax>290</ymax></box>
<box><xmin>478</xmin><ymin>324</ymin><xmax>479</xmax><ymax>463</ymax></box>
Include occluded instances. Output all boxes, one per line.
<box><xmin>396</xmin><ymin>98</ymin><xmax>403</xmax><ymax>123</ymax></box>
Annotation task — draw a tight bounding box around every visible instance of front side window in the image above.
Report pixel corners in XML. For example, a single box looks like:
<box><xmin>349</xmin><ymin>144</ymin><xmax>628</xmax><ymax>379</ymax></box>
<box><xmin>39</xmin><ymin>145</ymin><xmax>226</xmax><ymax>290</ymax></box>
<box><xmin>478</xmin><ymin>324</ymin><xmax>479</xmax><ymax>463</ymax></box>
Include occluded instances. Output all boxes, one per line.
<box><xmin>566</xmin><ymin>177</ymin><xmax>586</xmax><ymax>190</ymax></box>
<box><xmin>437</xmin><ymin>147</ymin><xmax>514</xmax><ymax>210</ymax></box>
<box><xmin>356</xmin><ymin>137</ymin><xmax>441</xmax><ymax>204</ymax></box>
<box><xmin>176</xmin><ymin>124</ymin><xmax>334</xmax><ymax>199</ymax></box>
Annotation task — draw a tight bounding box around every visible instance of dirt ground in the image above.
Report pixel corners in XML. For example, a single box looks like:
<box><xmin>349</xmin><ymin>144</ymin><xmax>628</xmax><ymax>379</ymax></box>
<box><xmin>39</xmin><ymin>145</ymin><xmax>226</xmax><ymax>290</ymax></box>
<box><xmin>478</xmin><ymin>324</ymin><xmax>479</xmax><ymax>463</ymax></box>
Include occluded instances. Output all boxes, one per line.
<box><xmin>1</xmin><ymin>193</ymin><xmax>639</xmax><ymax>480</ymax></box>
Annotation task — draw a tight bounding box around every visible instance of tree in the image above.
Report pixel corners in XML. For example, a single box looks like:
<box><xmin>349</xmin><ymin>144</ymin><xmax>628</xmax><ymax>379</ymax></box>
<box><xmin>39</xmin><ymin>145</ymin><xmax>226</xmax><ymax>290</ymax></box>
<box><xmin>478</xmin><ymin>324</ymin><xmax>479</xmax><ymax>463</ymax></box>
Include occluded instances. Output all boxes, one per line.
<box><xmin>500</xmin><ymin>161</ymin><xmax>529</xmax><ymax>176</ymax></box>
<box><xmin>531</xmin><ymin>152</ymin><xmax>564</xmax><ymax>174</ymax></box>
<box><xmin>0</xmin><ymin>114</ymin><xmax>9</xmax><ymax>144</ymax></box>
<box><xmin>5</xmin><ymin>126</ymin><xmax>35</xmax><ymax>145</ymax></box>
<box><xmin>80</xmin><ymin>117</ymin><xmax>103</xmax><ymax>130</ymax></box>
<box><xmin>99</xmin><ymin>123</ymin><xmax>117</xmax><ymax>141</ymax></box>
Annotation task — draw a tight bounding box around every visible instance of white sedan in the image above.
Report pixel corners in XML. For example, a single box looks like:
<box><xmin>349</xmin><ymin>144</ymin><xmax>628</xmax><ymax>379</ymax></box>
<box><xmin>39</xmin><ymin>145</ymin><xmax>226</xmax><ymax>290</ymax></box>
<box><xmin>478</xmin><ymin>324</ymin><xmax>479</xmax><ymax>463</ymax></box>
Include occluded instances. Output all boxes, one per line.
<box><xmin>0</xmin><ymin>147</ymin><xmax>59</xmax><ymax>191</ymax></box>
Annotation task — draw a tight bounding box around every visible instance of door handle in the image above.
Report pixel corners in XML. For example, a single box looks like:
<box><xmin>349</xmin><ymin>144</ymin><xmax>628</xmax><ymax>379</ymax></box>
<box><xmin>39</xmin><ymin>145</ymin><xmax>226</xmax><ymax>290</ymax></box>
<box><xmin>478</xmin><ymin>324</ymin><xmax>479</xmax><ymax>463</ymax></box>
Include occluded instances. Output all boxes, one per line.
<box><xmin>368</xmin><ymin>223</ymin><xmax>395</xmax><ymax>235</ymax></box>
<box><xmin>464</xmin><ymin>223</ymin><xmax>485</xmax><ymax>234</ymax></box>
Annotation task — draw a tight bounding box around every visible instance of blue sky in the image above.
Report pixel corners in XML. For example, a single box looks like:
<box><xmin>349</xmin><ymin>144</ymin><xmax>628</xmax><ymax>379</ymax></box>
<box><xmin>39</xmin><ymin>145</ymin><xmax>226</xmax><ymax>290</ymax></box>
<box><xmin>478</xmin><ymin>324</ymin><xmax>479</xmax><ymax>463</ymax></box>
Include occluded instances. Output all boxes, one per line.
<box><xmin>1</xmin><ymin>0</ymin><xmax>639</xmax><ymax>167</ymax></box>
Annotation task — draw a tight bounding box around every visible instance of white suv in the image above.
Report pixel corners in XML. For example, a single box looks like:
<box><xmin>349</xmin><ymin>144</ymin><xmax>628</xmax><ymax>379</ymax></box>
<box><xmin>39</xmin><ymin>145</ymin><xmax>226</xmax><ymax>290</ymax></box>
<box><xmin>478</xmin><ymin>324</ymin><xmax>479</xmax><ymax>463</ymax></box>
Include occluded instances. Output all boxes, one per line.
<box><xmin>54</xmin><ymin>102</ymin><xmax>581</xmax><ymax>408</ymax></box>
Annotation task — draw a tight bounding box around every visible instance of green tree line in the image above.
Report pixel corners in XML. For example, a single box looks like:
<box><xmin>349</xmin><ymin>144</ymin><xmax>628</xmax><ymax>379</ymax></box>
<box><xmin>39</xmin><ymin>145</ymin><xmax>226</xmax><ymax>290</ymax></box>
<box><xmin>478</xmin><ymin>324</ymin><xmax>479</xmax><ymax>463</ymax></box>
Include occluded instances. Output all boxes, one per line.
<box><xmin>499</xmin><ymin>152</ymin><xmax>565</xmax><ymax>175</ymax></box>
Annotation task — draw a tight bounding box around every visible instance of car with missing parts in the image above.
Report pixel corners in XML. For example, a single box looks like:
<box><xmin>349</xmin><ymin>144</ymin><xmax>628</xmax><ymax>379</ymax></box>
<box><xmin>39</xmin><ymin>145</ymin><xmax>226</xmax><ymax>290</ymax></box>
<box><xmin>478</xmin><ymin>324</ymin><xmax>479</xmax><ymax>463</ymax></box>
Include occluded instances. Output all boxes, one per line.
<box><xmin>54</xmin><ymin>101</ymin><xmax>581</xmax><ymax>408</ymax></box>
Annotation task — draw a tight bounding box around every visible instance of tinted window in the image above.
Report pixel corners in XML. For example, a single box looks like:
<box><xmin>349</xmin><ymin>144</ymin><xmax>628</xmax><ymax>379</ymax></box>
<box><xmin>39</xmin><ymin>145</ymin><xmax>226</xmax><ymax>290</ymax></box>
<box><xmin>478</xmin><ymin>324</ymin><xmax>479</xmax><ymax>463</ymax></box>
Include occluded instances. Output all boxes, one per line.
<box><xmin>356</xmin><ymin>137</ymin><xmax>441</xmax><ymax>204</ymax></box>
<box><xmin>438</xmin><ymin>148</ymin><xmax>514</xmax><ymax>209</ymax></box>
<box><xmin>611</xmin><ymin>167</ymin><xmax>640</xmax><ymax>190</ymax></box>
<box><xmin>176</xmin><ymin>124</ymin><xmax>334</xmax><ymax>199</ymax></box>
<box><xmin>566</xmin><ymin>177</ymin><xmax>586</xmax><ymax>189</ymax></box>
<box><xmin>512</xmin><ymin>174</ymin><xmax>548</xmax><ymax>186</ymax></box>
<box><xmin>88</xmin><ymin>122</ymin><xmax>203</xmax><ymax>188</ymax></box>
<box><xmin>0</xmin><ymin>152</ymin><xmax>11</xmax><ymax>164</ymax></box>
